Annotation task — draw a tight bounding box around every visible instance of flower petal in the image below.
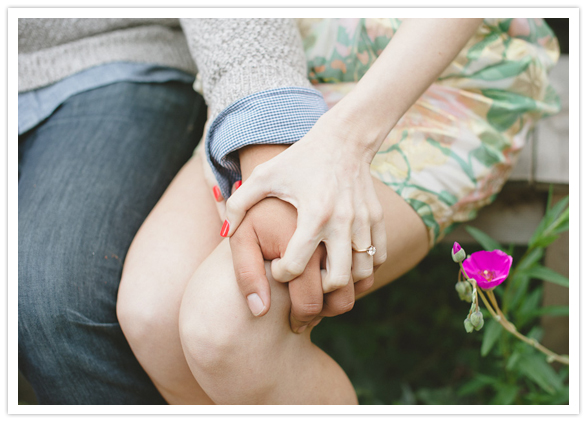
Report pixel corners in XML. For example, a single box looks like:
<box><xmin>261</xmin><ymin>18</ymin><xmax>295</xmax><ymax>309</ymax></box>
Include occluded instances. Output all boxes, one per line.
<box><xmin>461</xmin><ymin>249</ymin><xmax>513</xmax><ymax>290</ymax></box>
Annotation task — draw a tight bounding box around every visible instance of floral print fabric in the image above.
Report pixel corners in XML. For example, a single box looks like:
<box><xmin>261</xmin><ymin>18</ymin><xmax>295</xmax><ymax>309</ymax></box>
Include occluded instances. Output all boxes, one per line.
<box><xmin>297</xmin><ymin>18</ymin><xmax>561</xmax><ymax>247</ymax></box>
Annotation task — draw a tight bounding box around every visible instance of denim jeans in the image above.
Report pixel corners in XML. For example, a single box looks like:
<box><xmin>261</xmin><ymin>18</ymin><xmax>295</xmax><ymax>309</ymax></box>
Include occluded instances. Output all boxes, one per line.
<box><xmin>18</xmin><ymin>81</ymin><xmax>207</xmax><ymax>404</ymax></box>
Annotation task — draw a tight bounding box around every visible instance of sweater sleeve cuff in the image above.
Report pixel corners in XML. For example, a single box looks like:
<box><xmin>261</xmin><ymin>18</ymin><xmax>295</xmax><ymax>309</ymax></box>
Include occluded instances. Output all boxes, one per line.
<box><xmin>206</xmin><ymin>86</ymin><xmax>328</xmax><ymax>199</ymax></box>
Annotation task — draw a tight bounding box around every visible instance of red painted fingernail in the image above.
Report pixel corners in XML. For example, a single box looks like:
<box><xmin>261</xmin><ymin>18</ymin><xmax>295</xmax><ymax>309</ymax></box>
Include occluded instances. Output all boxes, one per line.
<box><xmin>220</xmin><ymin>220</ymin><xmax>230</xmax><ymax>237</ymax></box>
<box><xmin>212</xmin><ymin>185</ymin><xmax>222</xmax><ymax>202</ymax></box>
<box><xmin>234</xmin><ymin>180</ymin><xmax>242</xmax><ymax>191</ymax></box>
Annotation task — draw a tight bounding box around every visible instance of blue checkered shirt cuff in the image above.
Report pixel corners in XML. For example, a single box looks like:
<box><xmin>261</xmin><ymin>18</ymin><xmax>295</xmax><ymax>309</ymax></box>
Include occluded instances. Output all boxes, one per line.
<box><xmin>206</xmin><ymin>87</ymin><xmax>328</xmax><ymax>199</ymax></box>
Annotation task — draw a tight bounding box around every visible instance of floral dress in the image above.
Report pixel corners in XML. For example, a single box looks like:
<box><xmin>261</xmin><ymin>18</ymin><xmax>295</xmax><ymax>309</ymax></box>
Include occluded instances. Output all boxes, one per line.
<box><xmin>297</xmin><ymin>18</ymin><xmax>561</xmax><ymax>247</ymax></box>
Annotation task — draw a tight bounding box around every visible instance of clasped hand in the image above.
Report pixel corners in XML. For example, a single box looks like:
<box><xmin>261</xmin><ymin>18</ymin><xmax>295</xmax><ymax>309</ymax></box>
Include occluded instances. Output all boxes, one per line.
<box><xmin>223</xmin><ymin>117</ymin><xmax>388</xmax><ymax>332</ymax></box>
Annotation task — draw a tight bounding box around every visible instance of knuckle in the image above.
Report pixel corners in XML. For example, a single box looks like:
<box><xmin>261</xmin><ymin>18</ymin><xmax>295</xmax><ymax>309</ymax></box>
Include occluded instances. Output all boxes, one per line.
<box><xmin>228</xmin><ymin>231</ymin><xmax>249</xmax><ymax>249</ymax></box>
<box><xmin>374</xmin><ymin>250</ymin><xmax>388</xmax><ymax>265</ymax></box>
<box><xmin>334</xmin><ymin>299</ymin><xmax>354</xmax><ymax>315</ymax></box>
<box><xmin>353</xmin><ymin>266</ymin><xmax>374</xmax><ymax>280</ymax></box>
<box><xmin>295</xmin><ymin>302</ymin><xmax>323</xmax><ymax>319</ymax></box>
<box><xmin>225</xmin><ymin>197</ymin><xmax>240</xmax><ymax>215</ymax></box>
<box><xmin>370</xmin><ymin>204</ymin><xmax>385</xmax><ymax>223</ymax></box>
<box><xmin>281</xmin><ymin>259</ymin><xmax>306</xmax><ymax>278</ymax></box>
<box><xmin>236</xmin><ymin>268</ymin><xmax>259</xmax><ymax>289</ymax></box>
<box><xmin>355</xmin><ymin>207</ymin><xmax>370</xmax><ymax>226</ymax></box>
<box><xmin>333</xmin><ymin>207</ymin><xmax>354</xmax><ymax>224</ymax></box>
<box><xmin>363</xmin><ymin>276</ymin><xmax>375</xmax><ymax>290</ymax></box>
<box><xmin>250</xmin><ymin>164</ymin><xmax>269</xmax><ymax>180</ymax></box>
<box><xmin>324</xmin><ymin>275</ymin><xmax>350</xmax><ymax>292</ymax></box>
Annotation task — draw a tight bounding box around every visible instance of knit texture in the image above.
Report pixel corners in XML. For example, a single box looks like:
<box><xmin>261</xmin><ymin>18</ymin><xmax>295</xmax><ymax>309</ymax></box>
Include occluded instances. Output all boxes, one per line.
<box><xmin>19</xmin><ymin>18</ymin><xmax>312</xmax><ymax>118</ymax></box>
<box><xmin>179</xmin><ymin>18</ymin><xmax>312</xmax><ymax>119</ymax></box>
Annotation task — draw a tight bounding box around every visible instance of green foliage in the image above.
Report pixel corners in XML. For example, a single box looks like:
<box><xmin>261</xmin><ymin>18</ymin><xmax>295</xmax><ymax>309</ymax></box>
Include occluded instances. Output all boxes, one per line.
<box><xmin>480</xmin><ymin>319</ymin><xmax>502</xmax><ymax>357</ymax></box>
<box><xmin>312</xmin><ymin>187</ymin><xmax>569</xmax><ymax>405</ymax></box>
<box><xmin>456</xmin><ymin>187</ymin><xmax>569</xmax><ymax>404</ymax></box>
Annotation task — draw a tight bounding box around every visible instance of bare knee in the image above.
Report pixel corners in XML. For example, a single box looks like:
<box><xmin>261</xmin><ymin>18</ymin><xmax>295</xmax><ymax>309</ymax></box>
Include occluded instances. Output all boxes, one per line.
<box><xmin>117</xmin><ymin>267</ymin><xmax>181</xmax><ymax>354</ymax></box>
<box><xmin>178</xmin><ymin>243</ymin><xmax>292</xmax><ymax>403</ymax></box>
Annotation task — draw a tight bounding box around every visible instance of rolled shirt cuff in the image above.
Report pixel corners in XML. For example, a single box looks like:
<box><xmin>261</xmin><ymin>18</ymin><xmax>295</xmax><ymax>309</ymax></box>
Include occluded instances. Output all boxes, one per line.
<box><xmin>206</xmin><ymin>86</ymin><xmax>328</xmax><ymax>199</ymax></box>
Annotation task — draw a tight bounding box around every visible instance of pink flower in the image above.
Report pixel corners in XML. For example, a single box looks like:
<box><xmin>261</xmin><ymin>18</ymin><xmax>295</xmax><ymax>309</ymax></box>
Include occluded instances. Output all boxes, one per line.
<box><xmin>462</xmin><ymin>250</ymin><xmax>513</xmax><ymax>290</ymax></box>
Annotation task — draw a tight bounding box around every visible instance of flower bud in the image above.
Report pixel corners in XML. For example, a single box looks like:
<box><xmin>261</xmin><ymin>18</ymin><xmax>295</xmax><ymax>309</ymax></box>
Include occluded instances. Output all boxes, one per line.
<box><xmin>455</xmin><ymin>282</ymin><xmax>472</xmax><ymax>302</ymax></box>
<box><xmin>470</xmin><ymin>311</ymin><xmax>484</xmax><ymax>329</ymax></box>
<box><xmin>474</xmin><ymin>317</ymin><xmax>484</xmax><ymax>331</ymax></box>
<box><xmin>464</xmin><ymin>317</ymin><xmax>474</xmax><ymax>333</ymax></box>
<box><xmin>452</xmin><ymin>242</ymin><xmax>466</xmax><ymax>263</ymax></box>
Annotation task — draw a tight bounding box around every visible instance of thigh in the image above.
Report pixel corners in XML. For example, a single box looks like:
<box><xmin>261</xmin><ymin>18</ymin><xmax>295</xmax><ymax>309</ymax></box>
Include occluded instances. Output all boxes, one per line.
<box><xmin>119</xmin><ymin>154</ymin><xmax>223</xmax><ymax>322</ymax></box>
<box><xmin>117</xmin><ymin>154</ymin><xmax>221</xmax><ymax>404</ymax></box>
<box><xmin>362</xmin><ymin>177</ymin><xmax>430</xmax><ymax>297</ymax></box>
<box><xmin>18</xmin><ymin>81</ymin><xmax>206</xmax><ymax>404</ymax></box>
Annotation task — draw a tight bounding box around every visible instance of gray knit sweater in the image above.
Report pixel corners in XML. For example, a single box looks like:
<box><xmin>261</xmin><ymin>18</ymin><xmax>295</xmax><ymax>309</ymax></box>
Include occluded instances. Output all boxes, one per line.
<box><xmin>18</xmin><ymin>18</ymin><xmax>312</xmax><ymax>118</ymax></box>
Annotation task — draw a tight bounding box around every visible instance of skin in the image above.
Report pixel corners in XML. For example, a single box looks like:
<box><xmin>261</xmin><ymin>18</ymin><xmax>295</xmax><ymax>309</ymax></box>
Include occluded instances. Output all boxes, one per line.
<box><xmin>117</xmin><ymin>18</ymin><xmax>483</xmax><ymax>404</ymax></box>
<box><xmin>118</xmin><ymin>153</ymin><xmax>428</xmax><ymax>404</ymax></box>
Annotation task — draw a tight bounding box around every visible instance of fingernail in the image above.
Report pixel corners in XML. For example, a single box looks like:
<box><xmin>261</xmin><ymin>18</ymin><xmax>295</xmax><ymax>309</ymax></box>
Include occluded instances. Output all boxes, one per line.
<box><xmin>220</xmin><ymin>219</ymin><xmax>230</xmax><ymax>237</ymax></box>
<box><xmin>233</xmin><ymin>180</ymin><xmax>242</xmax><ymax>191</ymax></box>
<box><xmin>296</xmin><ymin>324</ymin><xmax>308</xmax><ymax>334</ymax></box>
<box><xmin>212</xmin><ymin>185</ymin><xmax>222</xmax><ymax>202</ymax></box>
<box><xmin>246</xmin><ymin>293</ymin><xmax>265</xmax><ymax>316</ymax></box>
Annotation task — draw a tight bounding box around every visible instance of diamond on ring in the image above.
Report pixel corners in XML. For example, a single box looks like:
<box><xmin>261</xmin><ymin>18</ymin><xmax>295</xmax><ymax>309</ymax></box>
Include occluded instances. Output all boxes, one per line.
<box><xmin>354</xmin><ymin>245</ymin><xmax>377</xmax><ymax>255</ymax></box>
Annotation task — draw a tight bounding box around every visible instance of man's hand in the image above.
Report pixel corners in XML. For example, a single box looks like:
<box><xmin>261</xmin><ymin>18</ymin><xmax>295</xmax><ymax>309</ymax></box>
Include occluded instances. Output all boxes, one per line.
<box><xmin>230</xmin><ymin>197</ymin><xmax>375</xmax><ymax>333</ymax></box>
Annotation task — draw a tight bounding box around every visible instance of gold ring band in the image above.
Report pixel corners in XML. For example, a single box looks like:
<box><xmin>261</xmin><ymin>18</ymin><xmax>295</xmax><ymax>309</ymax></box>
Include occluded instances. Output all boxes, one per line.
<box><xmin>352</xmin><ymin>245</ymin><xmax>376</xmax><ymax>256</ymax></box>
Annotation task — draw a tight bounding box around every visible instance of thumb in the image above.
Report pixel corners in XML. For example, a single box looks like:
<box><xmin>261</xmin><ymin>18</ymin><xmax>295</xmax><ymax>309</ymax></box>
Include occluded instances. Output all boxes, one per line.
<box><xmin>230</xmin><ymin>227</ymin><xmax>271</xmax><ymax>317</ymax></box>
<box><xmin>223</xmin><ymin>167</ymin><xmax>273</xmax><ymax>238</ymax></box>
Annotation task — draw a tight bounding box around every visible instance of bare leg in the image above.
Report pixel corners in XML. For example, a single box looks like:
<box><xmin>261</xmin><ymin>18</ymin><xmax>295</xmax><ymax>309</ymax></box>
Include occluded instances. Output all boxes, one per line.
<box><xmin>119</xmin><ymin>153</ymin><xmax>428</xmax><ymax>404</ymax></box>
<box><xmin>178</xmin><ymin>239</ymin><xmax>358</xmax><ymax>404</ymax></box>
<box><xmin>176</xmin><ymin>178</ymin><xmax>429</xmax><ymax>405</ymax></box>
<box><xmin>117</xmin><ymin>157</ymin><xmax>221</xmax><ymax>404</ymax></box>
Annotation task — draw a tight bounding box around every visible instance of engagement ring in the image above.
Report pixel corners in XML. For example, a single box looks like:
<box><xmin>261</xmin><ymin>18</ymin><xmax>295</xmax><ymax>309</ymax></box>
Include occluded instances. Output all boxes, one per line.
<box><xmin>353</xmin><ymin>245</ymin><xmax>376</xmax><ymax>256</ymax></box>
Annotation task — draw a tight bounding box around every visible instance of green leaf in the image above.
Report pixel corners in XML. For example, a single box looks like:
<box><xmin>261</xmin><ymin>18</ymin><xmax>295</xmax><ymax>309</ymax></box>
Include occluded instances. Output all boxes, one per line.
<box><xmin>481</xmin><ymin>319</ymin><xmax>502</xmax><ymax>356</ymax></box>
<box><xmin>457</xmin><ymin>374</ymin><xmax>497</xmax><ymax>396</ymax></box>
<box><xmin>507</xmin><ymin>275</ymin><xmax>530</xmax><ymax>311</ymax></box>
<box><xmin>524</xmin><ymin>387</ymin><xmax>569</xmax><ymax>405</ymax></box>
<box><xmin>490</xmin><ymin>383</ymin><xmax>520</xmax><ymax>405</ymax></box>
<box><xmin>516</xmin><ymin>248</ymin><xmax>544</xmax><ymax>272</ymax></box>
<box><xmin>552</xmin><ymin>219</ymin><xmax>569</xmax><ymax>235</ymax></box>
<box><xmin>528</xmin><ymin>305</ymin><xmax>569</xmax><ymax>318</ymax></box>
<box><xmin>531</xmin><ymin>234</ymin><xmax>561</xmax><ymax>249</ymax></box>
<box><xmin>506</xmin><ymin>350</ymin><xmax>522</xmax><ymax>370</ymax></box>
<box><xmin>557</xmin><ymin>366</ymin><xmax>570</xmax><ymax>382</ymax></box>
<box><xmin>524</xmin><ymin>265</ymin><xmax>569</xmax><ymax>287</ymax></box>
<box><xmin>516</xmin><ymin>353</ymin><xmax>564</xmax><ymax>395</ymax></box>
<box><xmin>465</xmin><ymin>226</ymin><xmax>503</xmax><ymax>251</ymax></box>
<box><xmin>516</xmin><ymin>287</ymin><xmax>543</xmax><ymax>328</ymax></box>
<box><xmin>550</xmin><ymin>207</ymin><xmax>570</xmax><ymax>235</ymax></box>
<box><xmin>527</xmin><ymin>326</ymin><xmax>544</xmax><ymax>342</ymax></box>
<box><xmin>548</xmin><ymin>196</ymin><xmax>569</xmax><ymax>221</ymax></box>
<box><xmin>529</xmin><ymin>196</ymin><xmax>569</xmax><ymax>248</ymax></box>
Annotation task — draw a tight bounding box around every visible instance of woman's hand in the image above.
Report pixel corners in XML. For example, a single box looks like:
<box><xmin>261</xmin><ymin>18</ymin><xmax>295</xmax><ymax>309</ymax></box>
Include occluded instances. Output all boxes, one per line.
<box><xmin>224</xmin><ymin>18</ymin><xmax>483</xmax><ymax>293</ymax></box>
<box><xmin>224</xmin><ymin>115</ymin><xmax>387</xmax><ymax>293</ymax></box>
